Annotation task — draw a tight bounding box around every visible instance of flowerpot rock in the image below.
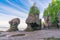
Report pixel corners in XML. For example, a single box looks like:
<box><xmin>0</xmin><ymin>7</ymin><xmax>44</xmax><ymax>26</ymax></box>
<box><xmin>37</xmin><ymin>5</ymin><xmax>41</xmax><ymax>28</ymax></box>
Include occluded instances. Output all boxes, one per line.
<box><xmin>7</xmin><ymin>18</ymin><xmax>20</xmax><ymax>31</ymax></box>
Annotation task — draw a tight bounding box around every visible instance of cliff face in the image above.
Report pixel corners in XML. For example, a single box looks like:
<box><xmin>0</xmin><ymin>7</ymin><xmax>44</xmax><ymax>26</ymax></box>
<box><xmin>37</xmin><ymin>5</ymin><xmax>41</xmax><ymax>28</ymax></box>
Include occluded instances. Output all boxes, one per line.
<box><xmin>26</xmin><ymin>14</ymin><xmax>36</xmax><ymax>24</ymax></box>
<box><xmin>43</xmin><ymin>0</ymin><xmax>60</xmax><ymax>29</ymax></box>
<box><xmin>43</xmin><ymin>10</ymin><xmax>60</xmax><ymax>29</ymax></box>
<box><xmin>57</xmin><ymin>10</ymin><xmax>60</xmax><ymax>28</ymax></box>
<box><xmin>26</xmin><ymin>14</ymin><xmax>40</xmax><ymax>24</ymax></box>
<box><xmin>25</xmin><ymin>4</ymin><xmax>41</xmax><ymax>31</ymax></box>
<box><xmin>57</xmin><ymin>10</ymin><xmax>60</xmax><ymax>23</ymax></box>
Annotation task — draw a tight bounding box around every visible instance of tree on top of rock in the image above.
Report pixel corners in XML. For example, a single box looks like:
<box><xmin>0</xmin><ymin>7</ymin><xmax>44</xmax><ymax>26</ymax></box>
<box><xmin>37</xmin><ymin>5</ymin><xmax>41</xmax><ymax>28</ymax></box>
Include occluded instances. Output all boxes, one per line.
<box><xmin>29</xmin><ymin>3</ymin><xmax>40</xmax><ymax>15</ymax></box>
<box><xmin>43</xmin><ymin>0</ymin><xmax>60</xmax><ymax>23</ymax></box>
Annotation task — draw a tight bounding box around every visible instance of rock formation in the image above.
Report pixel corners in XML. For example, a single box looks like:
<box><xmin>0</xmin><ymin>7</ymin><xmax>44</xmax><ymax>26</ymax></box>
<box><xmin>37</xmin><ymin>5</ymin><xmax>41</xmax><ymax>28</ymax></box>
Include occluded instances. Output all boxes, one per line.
<box><xmin>8</xmin><ymin>18</ymin><xmax>20</xmax><ymax>31</ymax></box>
<box><xmin>25</xmin><ymin>3</ymin><xmax>41</xmax><ymax>31</ymax></box>
<box><xmin>57</xmin><ymin>10</ymin><xmax>60</xmax><ymax>28</ymax></box>
<box><xmin>57</xmin><ymin>10</ymin><xmax>60</xmax><ymax>23</ymax></box>
<box><xmin>43</xmin><ymin>0</ymin><xmax>60</xmax><ymax>29</ymax></box>
<box><xmin>43</xmin><ymin>16</ymin><xmax>51</xmax><ymax>29</ymax></box>
<box><xmin>43</xmin><ymin>10</ymin><xmax>60</xmax><ymax>29</ymax></box>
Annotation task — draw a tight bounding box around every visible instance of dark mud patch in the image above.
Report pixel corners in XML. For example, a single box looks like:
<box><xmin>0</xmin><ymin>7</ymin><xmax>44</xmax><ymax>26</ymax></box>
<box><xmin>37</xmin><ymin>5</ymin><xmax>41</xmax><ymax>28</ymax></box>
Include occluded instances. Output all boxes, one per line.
<box><xmin>11</xmin><ymin>34</ymin><xmax>25</xmax><ymax>37</ymax></box>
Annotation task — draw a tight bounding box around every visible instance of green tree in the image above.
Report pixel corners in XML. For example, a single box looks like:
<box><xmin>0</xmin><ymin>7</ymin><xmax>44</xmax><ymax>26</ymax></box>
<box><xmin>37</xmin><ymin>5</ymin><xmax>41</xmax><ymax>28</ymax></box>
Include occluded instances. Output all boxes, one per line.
<box><xmin>43</xmin><ymin>0</ymin><xmax>60</xmax><ymax>23</ymax></box>
<box><xmin>29</xmin><ymin>3</ymin><xmax>40</xmax><ymax>15</ymax></box>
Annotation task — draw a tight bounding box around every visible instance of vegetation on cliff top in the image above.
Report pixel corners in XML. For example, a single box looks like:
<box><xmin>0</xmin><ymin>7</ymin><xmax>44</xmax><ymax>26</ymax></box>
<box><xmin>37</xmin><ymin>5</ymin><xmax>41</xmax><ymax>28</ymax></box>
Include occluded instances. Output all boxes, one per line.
<box><xmin>29</xmin><ymin>3</ymin><xmax>40</xmax><ymax>15</ymax></box>
<box><xmin>43</xmin><ymin>0</ymin><xmax>60</xmax><ymax>23</ymax></box>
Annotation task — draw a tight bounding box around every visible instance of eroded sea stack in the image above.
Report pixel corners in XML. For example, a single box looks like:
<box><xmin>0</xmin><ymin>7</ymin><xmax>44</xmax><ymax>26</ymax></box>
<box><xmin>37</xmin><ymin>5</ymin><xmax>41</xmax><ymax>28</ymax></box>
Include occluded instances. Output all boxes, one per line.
<box><xmin>8</xmin><ymin>18</ymin><xmax>20</xmax><ymax>31</ymax></box>
<box><xmin>25</xmin><ymin>3</ymin><xmax>41</xmax><ymax>31</ymax></box>
<box><xmin>57</xmin><ymin>10</ymin><xmax>60</xmax><ymax>28</ymax></box>
<box><xmin>43</xmin><ymin>0</ymin><xmax>60</xmax><ymax>29</ymax></box>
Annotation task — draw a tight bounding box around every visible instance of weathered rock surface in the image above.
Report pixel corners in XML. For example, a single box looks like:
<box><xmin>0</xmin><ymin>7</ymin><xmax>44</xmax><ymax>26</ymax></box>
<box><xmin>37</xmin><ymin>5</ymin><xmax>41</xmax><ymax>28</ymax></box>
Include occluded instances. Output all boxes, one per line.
<box><xmin>1</xmin><ymin>30</ymin><xmax>60</xmax><ymax>40</ymax></box>
<box><xmin>44</xmin><ymin>16</ymin><xmax>52</xmax><ymax>29</ymax></box>
<box><xmin>43</xmin><ymin>10</ymin><xmax>60</xmax><ymax>29</ymax></box>
<box><xmin>57</xmin><ymin>10</ymin><xmax>60</xmax><ymax>28</ymax></box>
<box><xmin>57</xmin><ymin>10</ymin><xmax>60</xmax><ymax>22</ymax></box>
<box><xmin>44</xmin><ymin>16</ymin><xmax>58</xmax><ymax>29</ymax></box>
<box><xmin>25</xmin><ymin>4</ymin><xmax>41</xmax><ymax>31</ymax></box>
<box><xmin>26</xmin><ymin>14</ymin><xmax>41</xmax><ymax>31</ymax></box>
<box><xmin>7</xmin><ymin>18</ymin><xmax>20</xmax><ymax>31</ymax></box>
